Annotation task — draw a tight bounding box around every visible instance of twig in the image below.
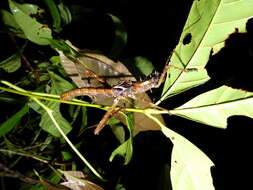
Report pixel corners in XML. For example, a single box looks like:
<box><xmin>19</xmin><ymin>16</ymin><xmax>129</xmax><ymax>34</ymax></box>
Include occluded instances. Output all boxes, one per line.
<box><xmin>0</xmin><ymin>162</ymin><xmax>38</xmax><ymax>184</ymax></box>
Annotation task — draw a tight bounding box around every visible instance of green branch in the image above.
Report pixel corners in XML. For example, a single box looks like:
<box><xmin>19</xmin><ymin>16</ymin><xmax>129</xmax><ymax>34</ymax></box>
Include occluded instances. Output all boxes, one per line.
<box><xmin>0</xmin><ymin>80</ymin><xmax>169</xmax><ymax>115</ymax></box>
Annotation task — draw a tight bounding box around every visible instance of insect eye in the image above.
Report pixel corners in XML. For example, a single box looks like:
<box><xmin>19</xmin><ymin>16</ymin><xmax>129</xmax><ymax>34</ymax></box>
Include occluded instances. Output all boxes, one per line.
<box><xmin>113</xmin><ymin>85</ymin><xmax>127</xmax><ymax>91</ymax></box>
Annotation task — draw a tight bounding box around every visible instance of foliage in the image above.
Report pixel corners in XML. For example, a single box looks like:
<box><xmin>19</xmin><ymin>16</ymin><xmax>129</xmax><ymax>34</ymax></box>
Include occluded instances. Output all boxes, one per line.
<box><xmin>0</xmin><ymin>0</ymin><xmax>253</xmax><ymax>190</ymax></box>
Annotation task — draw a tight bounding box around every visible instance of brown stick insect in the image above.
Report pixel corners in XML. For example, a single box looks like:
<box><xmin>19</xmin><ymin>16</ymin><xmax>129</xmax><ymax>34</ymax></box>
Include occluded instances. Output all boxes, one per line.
<box><xmin>57</xmin><ymin>43</ymin><xmax>188</xmax><ymax>134</ymax></box>
<box><xmin>60</xmin><ymin>54</ymin><xmax>169</xmax><ymax>134</ymax></box>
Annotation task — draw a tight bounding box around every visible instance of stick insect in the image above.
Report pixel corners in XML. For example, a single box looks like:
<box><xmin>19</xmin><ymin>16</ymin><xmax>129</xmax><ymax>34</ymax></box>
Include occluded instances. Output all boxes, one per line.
<box><xmin>58</xmin><ymin>44</ymin><xmax>196</xmax><ymax>134</ymax></box>
<box><xmin>60</xmin><ymin>65</ymin><xmax>169</xmax><ymax>134</ymax></box>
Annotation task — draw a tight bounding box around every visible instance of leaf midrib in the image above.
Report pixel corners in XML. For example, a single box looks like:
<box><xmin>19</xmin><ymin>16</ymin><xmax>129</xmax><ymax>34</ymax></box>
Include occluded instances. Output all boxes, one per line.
<box><xmin>165</xmin><ymin>0</ymin><xmax>222</xmax><ymax>96</ymax></box>
<box><xmin>171</xmin><ymin>95</ymin><xmax>253</xmax><ymax>113</ymax></box>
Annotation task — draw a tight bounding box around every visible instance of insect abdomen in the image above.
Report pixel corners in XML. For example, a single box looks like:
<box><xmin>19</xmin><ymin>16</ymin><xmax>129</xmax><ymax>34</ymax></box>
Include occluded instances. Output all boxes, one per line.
<box><xmin>60</xmin><ymin>88</ymin><xmax>113</xmax><ymax>101</ymax></box>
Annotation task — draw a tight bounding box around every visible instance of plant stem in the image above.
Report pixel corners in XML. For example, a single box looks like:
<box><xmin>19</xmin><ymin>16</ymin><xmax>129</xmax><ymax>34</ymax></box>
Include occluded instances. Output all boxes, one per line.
<box><xmin>0</xmin><ymin>81</ymin><xmax>169</xmax><ymax>115</ymax></box>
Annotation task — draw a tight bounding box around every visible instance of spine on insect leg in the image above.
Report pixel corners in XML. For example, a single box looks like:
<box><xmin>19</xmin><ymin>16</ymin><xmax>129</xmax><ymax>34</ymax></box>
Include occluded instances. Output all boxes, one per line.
<box><xmin>60</xmin><ymin>88</ymin><xmax>114</xmax><ymax>101</ymax></box>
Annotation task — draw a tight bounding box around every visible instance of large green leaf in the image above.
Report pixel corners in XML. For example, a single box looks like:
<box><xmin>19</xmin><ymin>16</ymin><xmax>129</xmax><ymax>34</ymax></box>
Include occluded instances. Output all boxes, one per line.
<box><xmin>148</xmin><ymin>114</ymin><xmax>214</xmax><ymax>190</ymax></box>
<box><xmin>171</xmin><ymin>85</ymin><xmax>253</xmax><ymax>129</ymax></box>
<box><xmin>161</xmin><ymin>126</ymin><xmax>214</xmax><ymax>190</ymax></box>
<box><xmin>159</xmin><ymin>0</ymin><xmax>253</xmax><ymax>102</ymax></box>
<box><xmin>9</xmin><ymin>0</ymin><xmax>52</xmax><ymax>45</ymax></box>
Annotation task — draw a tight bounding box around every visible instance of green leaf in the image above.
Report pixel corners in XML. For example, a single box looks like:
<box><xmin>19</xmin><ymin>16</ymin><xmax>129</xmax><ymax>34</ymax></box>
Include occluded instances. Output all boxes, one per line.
<box><xmin>43</xmin><ymin>0</ymin><xmax>61</xmax><ymax>32</ymax></box>
<box><xmin>39</xmin><ymin>72</ymin><xmax>74</xmax><ymax>137</ymax></box>
<box><xmin>81</xmin><ymin>106</ymin><xmax>87</xmax><ymax>127</ymax></box>
<box><xmin>9</xmin><ymin>0</ymin><xmax>52</xmax><ymax>45</ymax></box>
<box><xmin>50</xmin><ymin>56</ymin><xmax>60</xmax><ymax>65</ymax></box>
<box><xmin>48</xmin><ymin>39</ymin><xmax>76</xmax><ymax>54</ymax></box>
<box><xmin>145</xmin><ymin>113</ymin><xmax>214</xmax><ymax>190</ymax></box>
<box><xmin>134</xmin><ymin>56</ymin><xmax>154</xmax><ymax>76</ymax></box>
<box><xmin>0</xmin><ymin>9</ymin><xmax>25</xmax><ymax>38</ymax></box>
<box><xmin>16</xmin><ymin>3</ymin><xmax>41</xmax><ymax>14</ymax></box>
<box><xmin>48</xmin><ymin>71</ymin><xmax>75</xmax><ymax>94</ymax></box>
<box><xmin>160</xmin><ymin>0</ymin><xmax>253</xmax><ymax>102</ymax></box>
<box><xmin>58</xmin><ymin>2</ymin><xmax>72</xmax><ymax>26</ymax></box>
<box><xmin>161</xmin><ymin>126</ymin><xmax>214</xmax><ymax>190</ymax></box>
<box><xmin>109</xmin><ymin>138</ymin><xmax>132</xmax><ymax>165</ymax></box>
<box><xmin>40</xmin><ymin>101</ymin><xmax>72</xmax><ymax>137</ymax></box>
<box><xmin>109</xmin><ymin>113</ymin><xmax>134</xmax><ymax>165</ymax></box>
<box><xmin>61</xmin><ymin>151</ymin><xmax>73</xmax><ymax>161</ymax></box>
<box><xmin>0</xmin><ymin>104</ymin><xmax>29</xmax><ymax>137</ymax></box>
<box><xmin>109</xmin><ymin>118</ymin><xmax>125</xmax><ymax>144</ymax></box>
<box><xmin>108</xmin><ymin>14</ymin><xmax>127</xmax><ymax>58</ymax></box>
<box><xmin>108</xmin><ymin>117</ymin><xmax>121</xmax><ymax>126</ymax></box>
<box><xmin>1</xmin><ymin>9</ymin><xmax>19</xmax><ymax>29</ymax></box>
<box><xmin>171</xmin><ymin>85</ymin><xmax>253</xmax><ymax>129</ymax></box>
<box><xmin>111</xmin><ymin>125</ymin><xmax>125</xmax><ymax>144</ymax></box>
<box><xmin>0</xmin><ymin>52</ymin><xmax>21</xmax><ymax>73</ymax></box>
<box><xmin>28</xmin><ymin>100</ymin><xmax>44</xmax><ymax>114</ymax></box>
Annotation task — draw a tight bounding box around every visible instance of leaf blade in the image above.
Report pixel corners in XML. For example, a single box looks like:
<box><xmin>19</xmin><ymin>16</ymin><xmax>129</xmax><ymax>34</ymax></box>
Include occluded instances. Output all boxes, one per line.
<box><xmin>147</xmin><ymin>114</ymin><xmax>214</xmax><ymax>190</ymax></box>
<box><xmin>165</xmin><ymin>127</ymin><xmax>215</xmax><ymax>190</ymax></box>
<box><xmin>9</xmin><ymin>0</ymin><xmax>52</xmax><ymax>45</ymax></box>
<box><xmin>39</xmin><ymin>72</ymin><xmax>74</xmax><ymax>137</ymax></box>
<box><xmin>0</xmin><ymin>52</ymin><xmax>21</xmax><ymax>73</ymax></box>
<box><xmin>43</xmin><ymin>0</ymin><xmax>61</xmax><ymax>32</ymax></box>
<box><xmin>160</xmin><ymin>0</ymin><xmax>253</xmax><ymax>102</ymax></box>
<box><xmin>39</xmin><ymin>102</ymin><xmax>72</xmax><ymax>137</ymax></box>
<box><xmin>171</xmin><ymin>85</ymin><xmax>253</xmax><ymax>128</ymax></box>
<box><xmin>0</xmin><ymin>104</ymin><xmax>29</xmax><ymax>137</ymax></box>
<box><xmin>109</xmin><ymin>113</ymin><xmax>134</xmax><ymax>165</ymax></box>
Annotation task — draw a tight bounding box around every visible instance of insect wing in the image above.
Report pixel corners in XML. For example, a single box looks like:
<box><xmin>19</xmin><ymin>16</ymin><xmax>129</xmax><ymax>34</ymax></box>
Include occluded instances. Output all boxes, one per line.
<box><xmin>77</xmin><ymin>51</ymin><xmax>134</xmax><ymax>87</ymax></box>
<box><xmin>59</xmin><ymin>50</ymin><xmax>88</xmax><ymax>88</ymax></box>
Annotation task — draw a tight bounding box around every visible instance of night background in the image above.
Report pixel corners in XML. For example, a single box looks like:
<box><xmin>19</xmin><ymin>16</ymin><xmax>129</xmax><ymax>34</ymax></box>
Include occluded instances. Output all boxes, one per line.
<box><xmin>1</xmin><ymin>0</ymin><xmax>253</xmax><ymax>189</ymax></box>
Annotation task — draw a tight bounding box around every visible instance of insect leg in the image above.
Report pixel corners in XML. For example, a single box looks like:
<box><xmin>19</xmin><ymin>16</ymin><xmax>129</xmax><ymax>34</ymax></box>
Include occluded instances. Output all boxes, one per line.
<box><xmin>131</xmin><ymin>95</ymin><xmax>170</xmax><ymax>113</ymax></box>
<box><xmin>155</xmin><ymin>64</ymin><xmax>198</xmax><ymax>88</ymax></box>
<box><xmin>155</xmin><ymin>65</ymin><xmax>170</xmax><ymax>88</ymax></box>
<box><xmin>94</xmin><ymin>97</ymin><xmax>122</xmax><ymax>135</ymax></box>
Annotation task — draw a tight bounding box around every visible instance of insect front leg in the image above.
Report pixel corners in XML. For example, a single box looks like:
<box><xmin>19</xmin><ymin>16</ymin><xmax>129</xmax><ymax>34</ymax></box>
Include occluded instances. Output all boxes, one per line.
<box><xmin>155</xmin><ymin>65</ymin><xmax>170</xmax><ymax>88</ymax></box>
<box><xmin>131</xmin><ymin>94</ymin><xmax>169</xmax><ymax>113</ymax></box>
<box><xmin>155</xmin><ymin>64</ymin><xmax>198</xmax><ymax>88</ymax></box>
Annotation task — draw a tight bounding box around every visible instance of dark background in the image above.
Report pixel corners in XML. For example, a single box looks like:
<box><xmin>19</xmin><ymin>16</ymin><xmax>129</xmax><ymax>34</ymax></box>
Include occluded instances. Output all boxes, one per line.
<box><xmin>1</xmin><ymin>0</ymin><xmax>253</xmax><ymax>189</ymax></box>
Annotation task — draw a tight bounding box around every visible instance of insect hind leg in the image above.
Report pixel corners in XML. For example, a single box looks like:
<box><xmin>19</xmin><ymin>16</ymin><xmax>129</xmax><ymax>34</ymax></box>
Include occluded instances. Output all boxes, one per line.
<box><xmin>94</xmin><ymin>96</ymin><xmax>122</xmax><ymax>135</ymax></box>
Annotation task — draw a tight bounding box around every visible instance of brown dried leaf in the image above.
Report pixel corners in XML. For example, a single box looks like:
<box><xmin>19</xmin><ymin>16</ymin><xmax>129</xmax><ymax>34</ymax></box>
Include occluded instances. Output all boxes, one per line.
<box><xmin>39</xmin><ymin>176</ymin><xmax>69</xmax><ymax>190</ymax></box>
<box><xmin>60</xmin><ymin>171</ymin><xmax>104</xmax><ymax>190</ymax></box>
